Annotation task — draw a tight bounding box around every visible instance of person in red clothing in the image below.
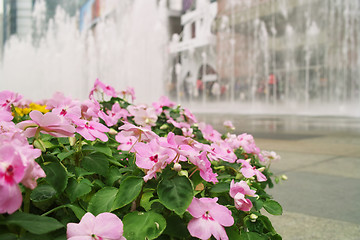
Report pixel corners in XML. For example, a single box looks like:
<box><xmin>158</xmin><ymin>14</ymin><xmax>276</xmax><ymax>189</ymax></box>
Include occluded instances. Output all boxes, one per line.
<box><xmin>268</xmin><ymin>73</ymin><xmax>277</xmax><ymax>98</ymax></box>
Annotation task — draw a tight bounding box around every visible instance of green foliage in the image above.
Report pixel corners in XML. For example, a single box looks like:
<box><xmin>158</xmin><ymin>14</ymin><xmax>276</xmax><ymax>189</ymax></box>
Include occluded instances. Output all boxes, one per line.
<box><xmin>123</xmin><ymin>211</ymin><xmax>166</xmax><ymax>240</ymax></box>
<box><xmin>5</xmin><ymin>212</ymin><xmax>63</xmax><ymax>235</ymax></box>
<box><xmin>263</xmin><ymin>200</ymin><xmax>283</xmax><ymax>216</ymax></box>
<box><xmin>157</xmin><ymin>175</ymin><xmax>194</xmax><ymax>215</ymax></box>
<box><xmin>88</xmin><ymin>187</ymin><xmax>118</xmax><ymax>215</ymax></box>
<box><xmin>42</xmin><ymin>161</ymin><xmax>68</xmax><ymax>194</ymax></box>
<box><xmin>112</xmin><ymin>176</ymin><xmax>144</xmax><ymax>210</ymax></box>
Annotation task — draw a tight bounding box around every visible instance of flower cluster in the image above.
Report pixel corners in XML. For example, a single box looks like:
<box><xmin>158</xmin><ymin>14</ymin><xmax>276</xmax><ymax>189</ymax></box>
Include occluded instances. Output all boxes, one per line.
<box><xmin>0</xmin><ymin>80</ymin><xmax>283</xmax><ymax>240</ymax></box>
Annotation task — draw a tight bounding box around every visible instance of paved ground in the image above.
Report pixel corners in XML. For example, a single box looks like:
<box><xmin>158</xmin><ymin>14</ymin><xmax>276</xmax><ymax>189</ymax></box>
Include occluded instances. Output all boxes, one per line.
<box><xmin>195</xmin><ymin>113</ymin><xmax>360</xmax><ymax>240</ymax></box>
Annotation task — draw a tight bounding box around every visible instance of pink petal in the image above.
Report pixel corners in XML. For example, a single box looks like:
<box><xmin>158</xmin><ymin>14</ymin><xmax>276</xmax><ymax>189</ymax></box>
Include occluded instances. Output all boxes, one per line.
<box><xmin>68</xmin><ymin>236</ymin><xmax>92</xmax><ymax>240</ymax></box>
<box><xmin>28</xmin><ymin>110</ymin><xmax>44</xmax><ymax>124</ymax></box>
<box><xmin>67</xmin><ymin>212</ymin><xmax>95</xmax><ymax>238</ymax></box>
<box><xmin>187</xmin><ymin>197</ymin><xmax>208</xmax><ymax>218</ymax></box>
<box><xmin>88</xmin><ymin>128</ymin><xmax>108</xmax><ymax>142</ymax></box>
<box><xmin>93</xmin><ymin>212</ymin><xmax>123</xmax><ymax>239</ymax></box>
<box><xmin>187</xmin><ymin>218</ymin><xmax>212</xmax><ymax>240</ymax></box>
<box><xmin>255</xmin><ymin>171</ymin><xmax>267</xmax><ymax>182</ymax></box>
<box><xmin>40</xmin><ymin>112</ymin><xmax>62</xmax><ymax>126</ymax></box>
<box><xmin>209</xmin><ymin>204</ymin><xmax>234</xmax><ymax>227</ymax></box>
<box><xmin>207</xmin><ymin>220</ymin><xmax>229</xmax><ymax>240</ymax></box>
<box><xmin>76</xmin><ymin>128</ymin><xmax>96</xmax><ymax>141</ymax></box>
<box><xmin>0</xmin><ymin>183</ymin><xmax>23</xmax><ymax>214</ymax></box>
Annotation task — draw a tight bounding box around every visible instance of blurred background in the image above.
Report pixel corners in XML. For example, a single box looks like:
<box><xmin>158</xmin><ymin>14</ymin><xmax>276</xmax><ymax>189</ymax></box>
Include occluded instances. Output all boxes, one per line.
<box><xmin>0</xmin><ymin>0</ymin><xmax>360</xmax><ymax>116</ymax></box>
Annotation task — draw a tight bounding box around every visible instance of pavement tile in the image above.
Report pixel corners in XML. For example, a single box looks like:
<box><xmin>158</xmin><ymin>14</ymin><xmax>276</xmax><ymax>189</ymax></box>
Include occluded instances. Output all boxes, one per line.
<box><xmin>267</xmin><ymin>171</ymin><xmax>360</xmax><ymax>224</ymax></box>
<box><xmin>266</xmin><ymin>211</ymin><xmax>360</xmax><ymax>240</ymax></box>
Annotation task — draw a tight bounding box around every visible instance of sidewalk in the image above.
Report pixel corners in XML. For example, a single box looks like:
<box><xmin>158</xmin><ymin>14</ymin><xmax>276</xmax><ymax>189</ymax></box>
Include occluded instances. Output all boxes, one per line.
<box><xmin>196</xmin><ymin>114</ymin><xmax>360</xmax><ymax>240</ymax></box>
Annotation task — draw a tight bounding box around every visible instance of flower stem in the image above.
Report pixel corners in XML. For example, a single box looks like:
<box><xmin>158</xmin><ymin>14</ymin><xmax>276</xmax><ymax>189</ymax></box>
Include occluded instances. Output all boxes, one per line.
<box><xmin>23</xmin><ymin>188</ymin><xmax>31</xmax><ymax>214</ymax></box>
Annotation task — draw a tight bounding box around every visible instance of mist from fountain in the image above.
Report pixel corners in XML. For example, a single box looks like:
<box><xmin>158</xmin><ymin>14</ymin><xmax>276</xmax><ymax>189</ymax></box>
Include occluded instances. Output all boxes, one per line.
<box><xmin>0</xmin><ymin>0</ymin><xmax>169</xmax><ymax>104</ymax></box>
<box><xmin>174</xmin><ymin>0</ymin><xmax>360</xmax><ymax>117</ymax></box>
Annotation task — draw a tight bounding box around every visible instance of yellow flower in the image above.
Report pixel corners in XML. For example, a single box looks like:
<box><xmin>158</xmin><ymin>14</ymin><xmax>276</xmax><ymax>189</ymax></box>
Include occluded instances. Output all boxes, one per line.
<box><xmin>29</xmin><ymin>103</ymin><xmax>49</xmax><ymax>113</ymax></box>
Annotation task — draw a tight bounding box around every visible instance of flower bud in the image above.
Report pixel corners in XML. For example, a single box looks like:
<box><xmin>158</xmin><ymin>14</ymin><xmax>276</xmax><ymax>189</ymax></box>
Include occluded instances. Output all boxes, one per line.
<box><xmin>69</xmin><ymin>136</ymin><xmax>76</xmax><ymax>146</ymax></box>
<box><xmin>281</xmin><ymin>174</ymin><xmax>288</xmax><ymax>180</ymax></box>
<box><xmin>160</xmin><ymin>124</ymin><xmax>168</xmax><ymax>130</ymax></box>
<box><xmin>235</xmin><ymin>173</ymin><xmax>243</xmax><ymax>180</ymax></box>
<box><xmin>258</xmin><ymin>167</ymin><xmax>266</xmax><ymax>172</ymax></box>
<box><xmin>108</xmin><ymin>128</ymin><xmax>118</xmax><ymax>135</ymax></box>
<box><xmin>250</xmin><ymin>214</ymin><xmax>258</xmax><ymax>222</ymax></box>
<box><xmin>34</xmin><ymin>139</ymin><xmax>46</xmax><ymax>152</ymax></box>
<box><xmin>179</xmin><ymin>170</ymin><xmax>188</xmax><ymax>177</ymax></box>
<box><xmin>173</xmin><ymin>163</ymin><xmax>182</xmax><ymax>172</ymax></box>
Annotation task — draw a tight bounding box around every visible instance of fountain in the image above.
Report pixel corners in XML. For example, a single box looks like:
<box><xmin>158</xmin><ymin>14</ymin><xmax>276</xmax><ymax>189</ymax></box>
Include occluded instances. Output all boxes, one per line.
<box><xmin>0</xmin><ymin>0</ymin><xmax>169</xmax><ymax>104</ymax></box>
<box><xmin>1</xmin><ymin>0</ymin><xmax>359</xmax><ymax>116</ymax></box>
<box><xmin>169</xmin><ymin>0</ymin><xmax>360</xmax><ymax>116</ymax></box>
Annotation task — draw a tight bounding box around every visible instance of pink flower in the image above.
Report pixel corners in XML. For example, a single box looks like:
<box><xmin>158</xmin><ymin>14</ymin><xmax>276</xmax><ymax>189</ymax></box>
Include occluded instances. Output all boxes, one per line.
<box><xmin>74</xmin><ymin>119</ymin><xmax>109</xmax><ymax>142</ymax></box>
<box><xmin>237</xmin><ymin>133</ymin><xmax>260</xmax><ymax>154</ymax></box>
<box><xmin>0</xmin><ymin>121</ymin><xmax>19</xmax><ymax>138</ymax></box>
<box><xmin>98</xmin><ymin>102</ymin><xmax>130</xmax><ymax>127</ymax></box>
<box><xmin>47</xmin><ymin>93</ymin><xmax>82</xmax><ymax>122</ymax></box>
<box><xmin>198</xmin><ymin>122</ymin><xmax>222</xmax><ymax>143</ymax></box>
<box><xmin>0</xmin><ymin>134</ymin><xmax>44</xmax><ymax>190</ymax></box>
<box><xmin>152</xmin><ymin>96</ymin><xmax>176</xmax><ymax>113</ymax></box>
<box><xmin>237</xmin><ymin>159</ymin><xmax>267</xmax><ymax>182</ymax></box>
<box><xmin>160</xmin><ymin>132</ymin><xmax>198</xmax><ymax>162</ymax></box>
<box><xmin>167</xmin><ymin>118</ymin><xmax>191</xmax><ymax>130</ymax></box>
<box><xmin>0</xmin><ymin>90</ymin><xmax>22</xmax><ymax>111</ymax></box>
<box><xmin>118</xmin><ymin>122</ymin><xmax>158</xmax><ymax>142</ymax></box>
<box><xmin>189</xmin><ymin>151</ymin><xmax>218</xmax><ymax>184</ymax></box>
<box><xmin>223</xmin><ymin>120</ymin><xmax>235</xmax><ymax>131</ymax></box>
<box><xmin>127</xmin><ymin>105</ymin><xmax>157</xmax><ymax>127</ymax></box>
<box><xmin>80</xmin><ymin>100</ymin><xmax>101</xmax><ymax>121</ymax></box>
<box><xmin>183</xmin><ymin>108</ymin><xmax>197</xmax><ymax>124</ymax></box>
<box><xmin>17</xmin><ymin>110</ymin><xmax>76</xmax><ymax>138</ymax></box>
<box><xmin>89</xmin><ymin>78</ymin><xmax>118</xmax><ymax>99</ymax></box>
<box><xmin>0</xmin><ymin>145</ymin><xmax>26</xmax><ymax>214</ymax></box>
<box><xmin>229</xmin><ymin>180</ymin><xmax>257</xmax><ymax>211</ymax></box>
<box><xmin>133</xmin><ymin>139</ymin><xmax>175</xmax><ymax>182</ymax></box>
<box><xmin>115</xmin><ymin>132</ymin><xmax>137</xmax><ymax>152</ymax></box>
<box><xmin>0</xmin><ymin>109</ymin><xmax>13</xmax><ymax>122</ymax></box>
<box><xmin>261</xmin><ymin>150</ymin><xmax>281</xmax><ymax>165</ymax></box>
<box><xmin>119</xmin><ymin>87</ymin><xmax>136</xmax><ymax>102</ymax></box>
<box><xmin>187</xmin><ymin>197</ymin><xmax>234</xmax><ymax>240</ymax></box>
<box><xmin>67</xmin><ymin>212</ymin><xmax>126</xmax><ymax>240</ymax></box>
<box><xmin>208</xmin><ymin>141</ymin><xmax>237</xmax><ymax>163</ymax></box>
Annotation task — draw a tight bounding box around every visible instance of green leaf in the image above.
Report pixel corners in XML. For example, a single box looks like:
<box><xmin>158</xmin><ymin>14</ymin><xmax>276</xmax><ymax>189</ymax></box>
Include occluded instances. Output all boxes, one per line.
<box><xmin>157</xmin><ymin>175</ymin><xmax>193</xmax><ymax>215</ymax></box>
<box><xmin>240</xmin><ymin>231</ymin><xmax>267</xmax><ymax>240</ymax></box>
<box><xmin>140</xmin><ymin>190</ymin><xmax>154</xmax><ymax>211</ymax></box>
<box><xmin>74</xmin><ymin>167</ymin><xmax>95</xmax><ymax>177</ymax></box>
<box><xmin>88</xmin><ymin>187</ymin><xmax>117</xmax><ymax>215</ymax></box>
<box><xmin>42</xmin><ymin>161</ymin><xmax>68</xmax><ymax>193</ymax></box>
<box><xmin>66</xmin><ymin>178</ymin><xmax>93</xmax><ymax>203</ymax></box>
<box><xmin>57</xmin><ymin>150</ymin><xmax>75</xmax><ymax>161</ymax></box>
<box><xmin>6</xmin><ymin>212</ymin><xmax>63</xmax><ymax>235</ymax></box>
<box><xmin>163</xmin><ymin>215</ymin><xmax>190</xmax><ymax>238</ymax></box>
<box><xmin>93</xmin><ymin>144</ymin><xmax>113</xmax><ymax>157</ymax></box>
<box><xmin>30</xmin><ymin>184</ymin><xmax>57</xmax><ymax>202</ymax></box>
<box><xmin>210</xmin><ymin>182</ymin><xmax>230</xmax><ymax>193</ymax></box>
<box><xmin>66</xmin><ymin>204</ymin><xmax>86</xmax><ymax>220</ymax></box>
<box><xmin>226</xmin><ymin>225</ymin><xmax>241</xmax><ymax>239</ymax></box>
<box><xmin>258</xmin><ymin>215</ymin><xmax>276</xmax><ymax>234</ymax></box>
<box><xmin>123</xmin><ymin>211</ymin><xmax>166</xmax><ymax>240</ymax></box>
<box><xmin>263</xmin><ymin>200</ymin><xmax>283</xmax><ymax>215</ymax></box>
<box><xmin>112</xmin><ymin>176</ymin><xmax>144</xmax><ymax>210</ymax></box>
<box><xmin>252</xmin><ymin>198</ymin><xmax>264</xmax><ymax>211</ymax></box>
<box><xmin>81</xmin><ymin>153</ymin><xmax>109</xmax><ymax>176</ymax></box>
<box><xmin>0</xmin><ymin>233</ymin><xmax>18</xmax><ymax>240</ymax></box>
<box><xmin>106</xmin><ymin>166</ymin><xmax>123</xmax><ymax>186</ymax></box>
